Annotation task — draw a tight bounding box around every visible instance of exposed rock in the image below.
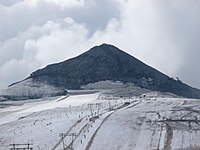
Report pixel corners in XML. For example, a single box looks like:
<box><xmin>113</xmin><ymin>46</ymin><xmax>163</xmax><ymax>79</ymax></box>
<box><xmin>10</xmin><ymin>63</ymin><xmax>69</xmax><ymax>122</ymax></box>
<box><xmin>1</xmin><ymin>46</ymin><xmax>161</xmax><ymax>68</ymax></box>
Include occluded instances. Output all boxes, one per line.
<box><xmin>1</xmin><ymin>43</ymin><xmax>200</xmax><ymax>100</ymax></box>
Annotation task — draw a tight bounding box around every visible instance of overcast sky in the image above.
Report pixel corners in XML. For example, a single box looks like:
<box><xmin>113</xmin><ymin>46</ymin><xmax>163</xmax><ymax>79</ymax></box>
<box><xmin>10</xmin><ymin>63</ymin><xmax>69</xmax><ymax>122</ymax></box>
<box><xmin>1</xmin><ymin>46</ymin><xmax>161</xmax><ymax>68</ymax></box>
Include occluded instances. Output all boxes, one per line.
<box><xmin>0</xmin><ymin>0</ymin><xmax>200</xmax><ymax>90</ymax></box>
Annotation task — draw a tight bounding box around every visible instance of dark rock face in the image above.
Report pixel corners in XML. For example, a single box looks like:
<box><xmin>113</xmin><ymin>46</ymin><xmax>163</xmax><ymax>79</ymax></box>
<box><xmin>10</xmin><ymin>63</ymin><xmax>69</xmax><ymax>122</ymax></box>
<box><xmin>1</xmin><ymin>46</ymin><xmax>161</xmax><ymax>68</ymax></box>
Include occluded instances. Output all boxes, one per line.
<box><xmin>28</xmin><ymin>44</ymin><xmax>200</xmax><ymax>99</ymax></box>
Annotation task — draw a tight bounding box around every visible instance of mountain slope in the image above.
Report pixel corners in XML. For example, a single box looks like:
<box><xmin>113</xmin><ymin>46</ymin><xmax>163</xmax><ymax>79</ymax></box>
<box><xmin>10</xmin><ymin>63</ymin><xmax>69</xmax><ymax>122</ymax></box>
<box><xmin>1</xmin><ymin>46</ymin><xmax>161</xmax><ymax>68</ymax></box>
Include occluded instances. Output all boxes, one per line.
<box><xmin>30</xmin><ymin>44</ymin><xmax>168</xmax><ymax>89</ymax></box>
<box><xmin>1</xmin><ymin>44</ymin><xmax>200</xmax><ymax>100</ymax></box>
<box><xmin>28</xmin><ymin>44</ymin><xmax>200</xmax><ymax>99</ymax></box>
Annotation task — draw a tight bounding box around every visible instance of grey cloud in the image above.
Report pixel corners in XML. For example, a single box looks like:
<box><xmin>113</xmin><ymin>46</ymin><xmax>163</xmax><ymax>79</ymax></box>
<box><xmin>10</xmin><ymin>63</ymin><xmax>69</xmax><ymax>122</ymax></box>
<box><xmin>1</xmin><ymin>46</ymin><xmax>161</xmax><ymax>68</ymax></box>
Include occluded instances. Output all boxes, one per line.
<box><xmin>0</xmin><ymin>0</ymin><xmax>23</xmax><ymax>6</ymax></box>
<box><xmin>67</xmin><ymin>0</ymin><xmax>122</xmax><ymax>33</ymax></box>
<box><xmin>0</xmin><ymin>0</ymin><xmax>121</xmax><ymax>41</ymax></box>
<box><xmin>153</xmin><ymin>0</ymin><xmax>200</xmax><ymax>88</ymax></box>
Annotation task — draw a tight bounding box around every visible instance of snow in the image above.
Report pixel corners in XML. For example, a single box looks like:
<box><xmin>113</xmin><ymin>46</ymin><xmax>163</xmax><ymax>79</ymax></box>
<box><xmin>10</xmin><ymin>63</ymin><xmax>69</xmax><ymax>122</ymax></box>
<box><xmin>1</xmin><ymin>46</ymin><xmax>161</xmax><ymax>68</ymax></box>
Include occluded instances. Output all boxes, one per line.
<box><xmin>0</xmin><ymin>79</ymin><xmax>65</xmax><ymax>100</ymax></box>
<box><xmin>0</xmin><ymin>93</ymin><xmax>99</xmax><ymax>125</ymax></box>
<box><xmin>0</xmin><ymin>93</ymin><xmax>100</xmax><ymax>149</ymax></box>
<box><xmin>89</xmin><ymin>98</ymin><xmax>200</xmax><ymax>150</ymax></box>
<box><xmin>81</xmin><ymin>80</ymin><xmax>131</xmax><ymax>89</ymax></box>
<box><xmin>0</xmin><ymin>92</ymin><xmax>200</xmax><ymax>150</ymax></box>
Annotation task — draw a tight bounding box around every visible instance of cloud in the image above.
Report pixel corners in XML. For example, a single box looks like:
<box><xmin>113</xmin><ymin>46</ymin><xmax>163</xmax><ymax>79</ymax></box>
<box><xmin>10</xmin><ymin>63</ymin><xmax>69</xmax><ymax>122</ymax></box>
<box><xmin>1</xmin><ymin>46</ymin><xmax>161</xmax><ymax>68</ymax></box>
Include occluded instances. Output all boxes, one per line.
<box><xmin>151</xmin><ymin>0</ymin><xmax>200</xmax><ymax>87</ymax></box>
<box><xmin>0</xmin><ymin>0</ymin><xmax>121</xmax><ymax>41</ymax></box>
<box><xmin>24</xmin><ymin>18</ymin><xmax>90</xmax><ymax>65</ymax></box>
<box><xmin>1</xmin><ymin>0</ymin><xmax>200</xmax><ymax>90</ymax></box>
<box><xmin>0</xmin><ymin>0</ymin><xmax>23</xmax><ymax>6</ymax></box>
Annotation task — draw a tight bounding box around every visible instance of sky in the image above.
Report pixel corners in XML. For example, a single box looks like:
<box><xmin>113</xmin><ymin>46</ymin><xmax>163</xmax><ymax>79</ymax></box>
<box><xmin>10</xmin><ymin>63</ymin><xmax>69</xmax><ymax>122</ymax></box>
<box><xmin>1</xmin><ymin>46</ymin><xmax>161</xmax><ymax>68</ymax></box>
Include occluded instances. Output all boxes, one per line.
<box><xmin>0</xmin><ymin>0</ymin><xmax>200</xmax><ymax>90</ymax></box>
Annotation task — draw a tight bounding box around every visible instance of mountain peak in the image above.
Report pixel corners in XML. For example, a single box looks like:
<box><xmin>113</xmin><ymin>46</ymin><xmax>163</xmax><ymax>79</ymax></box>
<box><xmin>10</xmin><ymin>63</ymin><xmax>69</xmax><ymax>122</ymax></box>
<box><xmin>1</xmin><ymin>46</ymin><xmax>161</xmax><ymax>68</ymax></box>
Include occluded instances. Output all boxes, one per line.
<box><xmin>95</xmin><ymin>43</ymin><xmax>115</xmax><ymax>48</ymax></box>
<box><xmin>1</xmin><ymin>44</ymin><xmax>200</xmax><ymax>100</ymax></box>
<box><xmin>98</xmin><ymin>43</ymin><xmax>112</xmax><ymax>47</ymax></box>
<box><xmin>97</xmin><ymin>43</ymin><xmax>120</xmax><ymax>51</ymax></box>
<box><xmin>83</xmin><ymin>43</ymin><xmax>123</xmax><ymax>57</ymax></box>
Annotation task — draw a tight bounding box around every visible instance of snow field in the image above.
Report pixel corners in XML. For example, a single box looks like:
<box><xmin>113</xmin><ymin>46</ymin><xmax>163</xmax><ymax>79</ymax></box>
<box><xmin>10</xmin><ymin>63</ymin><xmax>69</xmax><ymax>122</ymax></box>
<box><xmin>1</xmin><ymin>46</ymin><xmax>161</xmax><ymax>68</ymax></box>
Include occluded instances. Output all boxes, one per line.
<box><xmin>0</xmin><ymin>92</ymin><xmax>131</xmax><ymax>149</ymax></box>
<box><xmin>1</xmin><ymin>93</ymin><xmax>200</xmax><ymax>150</ymax></box>
<box><xmin>89</xmin><ymin>98</ymin><xmax>200</xmax><ymax>150</ymax></box>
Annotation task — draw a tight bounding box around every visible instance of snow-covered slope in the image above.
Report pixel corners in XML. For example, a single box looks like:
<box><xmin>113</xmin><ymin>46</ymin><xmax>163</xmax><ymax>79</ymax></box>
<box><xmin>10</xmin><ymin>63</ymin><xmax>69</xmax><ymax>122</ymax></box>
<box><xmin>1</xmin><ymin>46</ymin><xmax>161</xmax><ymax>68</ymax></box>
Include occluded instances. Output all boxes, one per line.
<box><xmin>89</xmin><ymin>98</ymin><xmax>200</xmax><ymax>150</ymax></box>
<box><xmin>0</xmin><ymin>92</ymin><xmax>200</xmax><ymax>150</ymax></box>
<box><xmin>0</xmin><ymin>93</ymin><xmax>100</xmax><ymax>149</ymax></box>
<box><xmin>81</xmin><ymin>80</ymin><xmax>151</xmax><ymax>97</ymax></box>
<box><xmin>0</xmin><ymin>79</ymin><xmax>66</xmax><ymax>100</ymax></box>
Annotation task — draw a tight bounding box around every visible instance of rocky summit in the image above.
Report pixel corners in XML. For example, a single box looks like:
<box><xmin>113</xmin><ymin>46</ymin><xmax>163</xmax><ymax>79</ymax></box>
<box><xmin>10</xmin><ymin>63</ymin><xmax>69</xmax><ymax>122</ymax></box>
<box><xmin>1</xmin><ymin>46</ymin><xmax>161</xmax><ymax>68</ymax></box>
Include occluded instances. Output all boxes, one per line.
<box><xmin>1</xmin><ymin>44</ymin><xmax>200</xmax><ymax>100</ymax></box>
